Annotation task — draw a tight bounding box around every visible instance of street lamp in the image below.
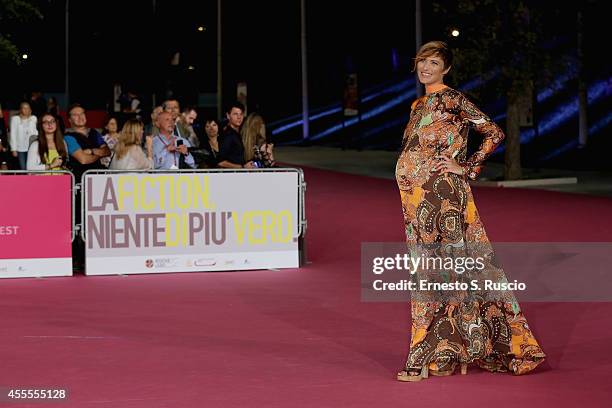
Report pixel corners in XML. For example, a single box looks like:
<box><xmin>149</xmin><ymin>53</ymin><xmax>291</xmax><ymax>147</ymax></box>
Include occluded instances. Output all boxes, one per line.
<box><xmin>451</xmin><ymin>28</ymin><xmax>460</xmax><ymax>37</ymax></box>
<box><xmin>22</xmin><ymin>53</ymin><xmax>28</xmax><ymax>60</ymax></box>
<box><xmin>197</xmin><ymin>26</ymin><xmax>205</xmax><ymax>32</ymax></box>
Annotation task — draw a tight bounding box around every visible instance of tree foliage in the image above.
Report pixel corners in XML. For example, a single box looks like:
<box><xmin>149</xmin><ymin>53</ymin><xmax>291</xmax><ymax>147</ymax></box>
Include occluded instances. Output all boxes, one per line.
<box><xmin>0</xmin><ymin>0</ymin><xmax>42</xmax><ymax>64</ymax></box>
<box><xmin>432</xmin><ymin>0</ymin><xmax>571</xmax><ymax>98</ymax></box>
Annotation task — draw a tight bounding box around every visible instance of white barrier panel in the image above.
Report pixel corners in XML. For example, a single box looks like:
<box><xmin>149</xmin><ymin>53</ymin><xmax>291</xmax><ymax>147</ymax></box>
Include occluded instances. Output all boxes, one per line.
<box><xmin>83</xmin><ymin>170</ymin><xmax>301</xmax><ymax>275</ymax></box>
<box><xmin>0</xmin><ymin>172</ymin><xmax>73</xmax><ymax>278</ymax></box>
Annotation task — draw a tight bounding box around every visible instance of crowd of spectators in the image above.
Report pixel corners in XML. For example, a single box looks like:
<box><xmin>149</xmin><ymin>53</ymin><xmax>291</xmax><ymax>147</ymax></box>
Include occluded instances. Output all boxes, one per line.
<box><xmin>0</xmin><ymin>95</ymin><xmax>278</xmax><ymax>270</ymax></box>
<box><xmin>0</xmin><ymin>95</ymin><xmax>276</xmax><ymax>176</ymax></box>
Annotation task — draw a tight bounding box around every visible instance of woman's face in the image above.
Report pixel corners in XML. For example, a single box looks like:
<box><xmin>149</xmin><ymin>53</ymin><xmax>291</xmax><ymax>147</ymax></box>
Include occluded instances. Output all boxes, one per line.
<box><xmin>151</xmin><ymin>106</ymin><xmax>163</xmax><ymax>122</ymax></box>
<box><xmin>41</xmin><ymin>115</ymin><xmax>57</xmax><ymax>135</ymax></box>
<box><xmin>416</xmin><ymin>55</ymin><xmax>450</xmax><ymax>86</ymax></box>
<box><xmin>107</xmin><ymin>118</ymin><xmax>118</xmax><ymax>133</ymax></box>
<box><xmin>205</xmin><ymin>121</ymin><xmax>219</xmax><ymax>137</ymax></box>
<box><xmin>20</xmin><ymin>103</ymin><xmax>32</xmax><ymax>117</ymax></box>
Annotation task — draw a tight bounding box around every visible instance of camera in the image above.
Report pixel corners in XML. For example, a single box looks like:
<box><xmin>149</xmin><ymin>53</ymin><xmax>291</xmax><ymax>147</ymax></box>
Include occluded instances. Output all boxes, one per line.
<box><xmin>252</xmin><ymin>145</ymin><xmax>269</xmax><ymax>168</ymax></box>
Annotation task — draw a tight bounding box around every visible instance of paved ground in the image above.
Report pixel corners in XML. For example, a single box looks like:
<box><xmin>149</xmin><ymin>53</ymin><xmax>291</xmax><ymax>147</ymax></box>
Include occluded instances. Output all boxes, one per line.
<box><xmin>276</xmin><ymin>146</ymin><xmax>612</xmax><ymax>197</ymax></box>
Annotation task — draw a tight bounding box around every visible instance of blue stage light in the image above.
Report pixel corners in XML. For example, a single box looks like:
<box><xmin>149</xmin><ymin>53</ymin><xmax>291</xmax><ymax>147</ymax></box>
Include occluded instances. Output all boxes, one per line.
<box><xmin>540</xmin><ymin>112</ymin><xmax>612</xmax><ymax>160</ymax></box>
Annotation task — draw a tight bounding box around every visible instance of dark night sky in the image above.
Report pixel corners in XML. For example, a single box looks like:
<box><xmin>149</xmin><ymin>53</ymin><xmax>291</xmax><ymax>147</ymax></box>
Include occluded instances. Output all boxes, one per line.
<box><xmin>3</xmin><ymin>0</ymin><xmax>418</xmax><ymax>119</ymax></box>
<box><xmin>2</xmin><ymin>0</ymin><xmax>607</xmax><ymax>123</ymax></box>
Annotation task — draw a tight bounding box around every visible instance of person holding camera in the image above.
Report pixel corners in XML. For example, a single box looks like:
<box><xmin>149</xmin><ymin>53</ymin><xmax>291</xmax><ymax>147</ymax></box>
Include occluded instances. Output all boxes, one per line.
<box><xmin>152</xmin><ymin>111</ymin><xmax>195</xmax><ymax>169</ymax></box>
<box><xmin>26</xmin><ymin>113</ymin><xmax>68</xmax><ymax>171</ymax></box>
<box><xmin>241</xmin><ymin>113</ymin><xmax>275</xmax><ymax>168</ymax></box>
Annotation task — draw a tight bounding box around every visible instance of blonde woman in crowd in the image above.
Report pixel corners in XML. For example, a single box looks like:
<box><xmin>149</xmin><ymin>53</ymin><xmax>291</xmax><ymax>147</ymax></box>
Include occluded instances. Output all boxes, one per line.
<box><xmin>10</xmin><ymin>101</ymin><xmax>38</xmax><ymax>169</ymax></box>
<box><xmin>109</xmin><ymin>119</ymin><xmax>153</xmax><ymax>170</ymax></box>
<box><xmin>27</xmin><ymin>113</ymin><xmax>67</xmax><ymax>171</ymax></box>
<box><xmin>241</xmin><ymin>113</ymin><xmax>275</xmax><ymax>168</ymax></box>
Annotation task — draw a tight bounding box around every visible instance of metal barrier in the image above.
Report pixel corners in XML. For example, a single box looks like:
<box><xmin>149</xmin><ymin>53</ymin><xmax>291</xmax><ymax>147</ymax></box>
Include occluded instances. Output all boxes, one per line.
<box><xmin>0</xmin><ymin>170</ymin><xmax>76</xmax><ymax>278</ymax></box>
<box><xmin>0</xmin><ymin>170</ymin><xmax>77</xmax><ymax>241</ymax></box>
<box><xmin>77</xmin><ymin>168</ymin><xmax>307</xmax><ymax>274</ymax></box>
<box><xmin>79</xmin><ymin>167</ymin><xmax>306</xmax><ymax>242</ymax></box>
<box><xmin>1</xmin><ymin>168</ymin><xmax>307</xmax><ymax>276</ymax></box>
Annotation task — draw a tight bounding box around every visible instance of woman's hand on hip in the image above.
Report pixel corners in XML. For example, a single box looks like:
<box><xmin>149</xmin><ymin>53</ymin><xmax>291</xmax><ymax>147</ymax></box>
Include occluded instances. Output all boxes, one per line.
<box><xmin>433</xmin><ymin>154</ymin><xmax>464</xmax><ymax>176</ymax></box>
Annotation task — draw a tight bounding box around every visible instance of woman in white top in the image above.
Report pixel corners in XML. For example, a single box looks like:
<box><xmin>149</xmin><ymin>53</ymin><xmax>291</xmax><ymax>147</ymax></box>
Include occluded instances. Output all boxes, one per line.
<box><xmin>27</xmin><ymin>113</ymin><xmax>67</xmax><ymax>171</ymax></box>
<box><xmin>110</xmin><ymin>119</ymin><xmax>153</xmax><ymax>170</ymax></box>
<box><xmin>10</xmin><ymin>101</ymin><xmax>38</xmax><ymax>169</ymax></box>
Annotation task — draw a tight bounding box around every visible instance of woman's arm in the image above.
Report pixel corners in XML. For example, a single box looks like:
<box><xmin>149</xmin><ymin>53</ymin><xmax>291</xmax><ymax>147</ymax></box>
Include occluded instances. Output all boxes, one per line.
<box><xmin>458</xmin><ymin>94</ymin><xmax>505</xmax><ymax>180</ymax></box>
<box><xmin>144</xmin><ymin>136</ymin><xmax>154</xmax><ymax>169</ymax></box>
<box><xmin>30</xmin><ymin>116</ymin><xmax>38</xmax><ymax>136</ymax></box>
<box><xmin>26</xmin><ymin>141</ymin><xmax>45</xmax><ymax>170</ymax></box>
<box><xmin>217</xmin><ymin>160</ymin><xmax>243</xmax><ymax>169</ymax></box>
<box><xmin>132</xmin><ymin>145</ymin><xmax>153</xmax><ymax>170</ymax></box>
<box><xmin>9</xmin><ymin>116</ymin><xmax>18</xmax><ymax>152</ymax></box>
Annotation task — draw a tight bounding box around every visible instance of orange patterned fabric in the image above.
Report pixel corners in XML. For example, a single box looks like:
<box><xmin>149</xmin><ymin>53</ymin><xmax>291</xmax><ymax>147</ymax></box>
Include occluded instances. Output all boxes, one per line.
<box><xmin>396</xmin><ymin>87</ymin><xmax>545</xmax><ymax>375</ymax></box>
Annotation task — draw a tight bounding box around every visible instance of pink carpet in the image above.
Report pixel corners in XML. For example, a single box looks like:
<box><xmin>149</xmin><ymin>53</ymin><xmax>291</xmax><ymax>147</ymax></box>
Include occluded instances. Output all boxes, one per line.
<box><xmin>1</xmin><ymin>167</ymin><xmax>611</xmax><ymax>407</ymax></box>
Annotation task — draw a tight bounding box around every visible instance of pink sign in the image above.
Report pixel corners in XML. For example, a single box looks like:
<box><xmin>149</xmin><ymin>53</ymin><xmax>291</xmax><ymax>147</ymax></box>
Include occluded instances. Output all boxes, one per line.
<box><xmin>0</xmin><ymin>175</ymin><xmax>72</xmax><ymax>260</ymax></box>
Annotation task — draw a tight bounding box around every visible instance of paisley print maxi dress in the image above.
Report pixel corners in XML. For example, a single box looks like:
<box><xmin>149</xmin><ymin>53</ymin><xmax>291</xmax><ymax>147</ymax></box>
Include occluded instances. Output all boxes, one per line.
<box><xmin>395</xmin><ymin>87</ymin><xmax>546</xmax><ymax>375</ymax></box>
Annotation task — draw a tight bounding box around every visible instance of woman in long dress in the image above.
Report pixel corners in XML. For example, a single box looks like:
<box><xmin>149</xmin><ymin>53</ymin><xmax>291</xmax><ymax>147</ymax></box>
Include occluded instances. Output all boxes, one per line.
<box><xmin>396</xmin><ymin>41</ymin><xmax>546</xmax><ymax>381</ymax></box>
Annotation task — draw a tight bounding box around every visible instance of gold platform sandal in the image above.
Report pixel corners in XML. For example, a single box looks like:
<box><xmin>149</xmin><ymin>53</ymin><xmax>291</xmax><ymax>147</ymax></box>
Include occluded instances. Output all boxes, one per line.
<box><xmin>397</xmin><ymin>365</ymin><xmax>429</xmax><ymax>382</ymax></box>
<box><xmin>430</xmin><ymin>362</ymin><xmax>468</xmax><ymax>377</ymax></box>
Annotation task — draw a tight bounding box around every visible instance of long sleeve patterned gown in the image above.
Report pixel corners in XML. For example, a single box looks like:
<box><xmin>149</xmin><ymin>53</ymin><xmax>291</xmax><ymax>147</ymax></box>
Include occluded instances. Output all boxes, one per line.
<box><xmin>395</xmin><ymin>87</ymin><xmax>546</xmax><ymax>375</ymax></box>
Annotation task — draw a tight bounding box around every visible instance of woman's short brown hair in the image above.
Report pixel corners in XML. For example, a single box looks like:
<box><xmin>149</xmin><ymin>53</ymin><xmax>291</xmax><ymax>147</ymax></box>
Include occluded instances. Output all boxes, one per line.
<box><xmin>412</xmin><ymin>41</ymin><xmax>453</xmax><ymax>71</ymax></box>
